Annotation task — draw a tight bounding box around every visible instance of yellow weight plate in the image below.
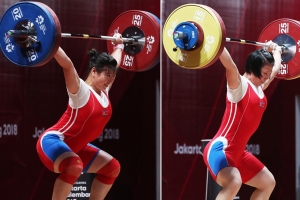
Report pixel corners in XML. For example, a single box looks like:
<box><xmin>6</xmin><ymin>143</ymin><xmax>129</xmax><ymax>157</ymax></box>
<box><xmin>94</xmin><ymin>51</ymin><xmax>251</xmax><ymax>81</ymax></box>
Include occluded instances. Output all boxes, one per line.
<box><xmin>163</xmin><ymin>4</ymin><xmax>226</xmax><ymax>69</ymax></box>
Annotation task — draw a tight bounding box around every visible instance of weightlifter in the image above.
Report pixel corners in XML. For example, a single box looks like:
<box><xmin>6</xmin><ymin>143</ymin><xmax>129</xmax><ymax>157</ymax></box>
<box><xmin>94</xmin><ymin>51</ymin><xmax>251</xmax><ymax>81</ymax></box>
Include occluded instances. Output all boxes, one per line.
<box><xmin>36</xmin><ymin>33</ymin><xmax>124</xmax><ymax>200</ymax></box>
<box><xmin>203</xmin><ymin>42</ymin><xmax>282</xmax><ymax>200</ymax></box>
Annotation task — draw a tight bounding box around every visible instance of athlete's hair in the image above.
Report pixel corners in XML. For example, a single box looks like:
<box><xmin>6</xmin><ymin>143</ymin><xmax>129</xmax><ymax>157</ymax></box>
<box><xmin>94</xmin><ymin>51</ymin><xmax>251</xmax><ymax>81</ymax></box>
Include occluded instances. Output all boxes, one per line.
<box><xmin>87</xmin><ymin>49</ymin><xmax>117</xmax><ymax>73</ymax></box>
<box><xmin>245</xmin><ymin>49</ymin><xmax>275</xmax><ymax>78</ymax></box>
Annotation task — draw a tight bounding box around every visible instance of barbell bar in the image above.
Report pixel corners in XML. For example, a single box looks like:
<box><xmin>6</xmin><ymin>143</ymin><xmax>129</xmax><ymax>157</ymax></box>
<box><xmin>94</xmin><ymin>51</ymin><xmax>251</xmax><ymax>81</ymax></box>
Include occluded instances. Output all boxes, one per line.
<box><xmin>225</xmin><ymin>38</ymin><xmax>286</xmax><ymax>52</ymax></box>
<box><xmin>172</xmin><ymin>30</ymin><xmax>287</xmax><ymax>52</ymax></box>
<box><xmin>163</xmin><ymin>4</ymin><xmax>300</xmax><ymax>79</ymax></box>
<box><xmin>0</xmin><ymin>1</ymin><xmax>160</xmax><ymax>72</ymax></box>
<box><xmin>6</xmin><ymin>30</ymin><xmax>146</xmax><ymax>44</ymax></box>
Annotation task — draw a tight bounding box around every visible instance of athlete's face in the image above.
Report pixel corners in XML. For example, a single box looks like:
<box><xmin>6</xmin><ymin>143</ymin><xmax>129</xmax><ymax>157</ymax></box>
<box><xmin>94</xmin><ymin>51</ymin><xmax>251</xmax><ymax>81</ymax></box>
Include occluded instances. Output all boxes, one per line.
<box><xmin>249</xmin><ymin>65</ymin><xmax>273</xmax><ymax>86</ymax></box>
<box><xmin>92</xmin><ymin>68</ymin><xmax>116</xmax><ymax>91</ymax></box>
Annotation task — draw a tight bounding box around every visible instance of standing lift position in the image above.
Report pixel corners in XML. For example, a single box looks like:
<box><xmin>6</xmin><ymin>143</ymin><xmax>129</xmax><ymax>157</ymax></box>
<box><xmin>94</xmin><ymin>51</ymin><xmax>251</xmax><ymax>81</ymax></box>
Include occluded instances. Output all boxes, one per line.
<box><xmin>203</xmin><ymin>42</ymin><xmax>282</xmax><ymax>200</ymax></box>
<box><xmin>36</xmin><ymin>33</ymin><xmax>124</xmax><ymax>200</ymax></box>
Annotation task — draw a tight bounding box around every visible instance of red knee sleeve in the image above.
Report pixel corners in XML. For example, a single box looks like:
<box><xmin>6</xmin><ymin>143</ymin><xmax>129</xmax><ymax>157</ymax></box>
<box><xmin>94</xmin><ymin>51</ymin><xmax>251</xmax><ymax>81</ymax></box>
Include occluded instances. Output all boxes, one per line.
<box><xmin>58</xmin><ymin>156</ymin><xmax>83</xmax><ymax>185</ymax></box>
<box><xmin>96</xmin><ymin>158</ymin><xmax>120</xmax><ymax>184</ymax></box>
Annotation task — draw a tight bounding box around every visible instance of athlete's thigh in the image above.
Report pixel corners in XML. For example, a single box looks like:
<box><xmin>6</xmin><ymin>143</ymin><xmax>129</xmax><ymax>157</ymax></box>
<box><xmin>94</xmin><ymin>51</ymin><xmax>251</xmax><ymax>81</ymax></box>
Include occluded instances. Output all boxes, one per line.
<box><xmin>77</xmin><ymin>143</ymin><xmax>113</xmax><ymax>173</ymax></box>
<box><xmin>203</xmin><ymin>137</ymin><xmax>236</xmax><ymax>181</ymax></box>
<box><xmin>236</xmin><ymin>151</ymin><xmax>264</xmax><ymax>183</ymax></box>
<box><xmin>37</xmin><ymin>131</ymin><xmax>79</xmax><ymax>172</ymax></box>
<box><xmin>37</xmin><ymin>132</ymin><xmax>71</xmax><ymax>164</ymax></box>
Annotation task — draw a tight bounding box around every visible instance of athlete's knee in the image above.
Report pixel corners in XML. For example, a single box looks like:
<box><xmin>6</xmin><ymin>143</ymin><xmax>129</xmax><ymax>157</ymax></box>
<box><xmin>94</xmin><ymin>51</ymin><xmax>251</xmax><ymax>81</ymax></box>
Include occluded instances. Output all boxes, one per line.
<box><xmin>58</xmin><ymin>156</ymin><xmax>83</xmax><ymax>185</ymax></box>
<box><xmin>218</xmin><ymin>175</ymin><xmax>242</xmax><ymax>195</ymax></box>
<box><xmin>217</xmin><ymin>168</ymin><xmax>242</xmax><ymax>189</ymax></box>
<box><xmin>262</xmin><ymin>174</ymin><xmax>276</xmax><ymax>191</ymax></box>
<box><xmin>96</xmin><ymin>158</ymin><xmax>120</xmax><ymax>184</ymax></box>
<box><xmin>255</xmin><ymin>168</ymin><xmax>276</xmax><ymax>191</ymax></box>
<box><xmin>229</xmin><ymin>176</ymin><xmax>243</xmax><ymax>190</ymax></box>
<box><xmin>267</xmin><ymin>178</ymin><xmax>276</xmax><ymax>192</ymax></box>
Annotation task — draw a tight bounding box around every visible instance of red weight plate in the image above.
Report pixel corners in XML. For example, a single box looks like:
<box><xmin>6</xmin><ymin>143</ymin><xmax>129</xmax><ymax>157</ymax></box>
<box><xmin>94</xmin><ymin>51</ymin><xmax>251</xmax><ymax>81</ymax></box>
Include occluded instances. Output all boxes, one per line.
<box><xmin>107</xmin><ymin>10</ymin><xmax>160</xmax><ymax>72</ymax></box>
<box><xmin>35</xmin><ymin>2</ymin><xmax>61</xmax><ymax>66</ymax></box>
<box><xmin>258</xmin><ymin>18</ymin><xmax>300</xmax><ymax>79</ymax></box>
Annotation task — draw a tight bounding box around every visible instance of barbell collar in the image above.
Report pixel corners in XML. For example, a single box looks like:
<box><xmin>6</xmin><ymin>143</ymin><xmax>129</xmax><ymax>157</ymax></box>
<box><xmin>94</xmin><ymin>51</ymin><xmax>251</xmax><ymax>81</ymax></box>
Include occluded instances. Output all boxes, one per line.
<box><xmin>173</xmin><ymin>31</ymin><xmax>188</xmax><ymax>40</ymax></box>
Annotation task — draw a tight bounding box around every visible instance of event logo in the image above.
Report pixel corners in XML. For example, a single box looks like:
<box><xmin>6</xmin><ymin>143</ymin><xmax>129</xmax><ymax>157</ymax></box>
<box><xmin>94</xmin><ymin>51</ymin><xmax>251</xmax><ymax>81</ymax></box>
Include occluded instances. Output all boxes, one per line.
<box><xmin>174</xmin><ymin>143</ymin><xmax>202</xmax><ymax>155</ymax></box>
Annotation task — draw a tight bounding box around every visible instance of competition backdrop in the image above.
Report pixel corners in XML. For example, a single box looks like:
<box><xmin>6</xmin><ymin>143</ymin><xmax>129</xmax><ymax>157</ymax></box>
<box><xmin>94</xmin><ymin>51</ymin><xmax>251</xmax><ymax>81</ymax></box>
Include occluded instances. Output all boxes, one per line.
<box><xmin>0</xmin><ymin>0</ymin><xmax>160</xmax><ymax>200</ymax></box>
<box><xmin>162</xmin><ymin>0</ymin><xmax>300</xmax><ymax>199</ymax></box>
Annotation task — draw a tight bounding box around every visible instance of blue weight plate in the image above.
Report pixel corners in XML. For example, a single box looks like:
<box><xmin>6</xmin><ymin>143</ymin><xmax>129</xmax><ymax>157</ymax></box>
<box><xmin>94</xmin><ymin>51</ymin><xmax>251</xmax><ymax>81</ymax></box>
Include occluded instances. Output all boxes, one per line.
<box><xmin>0</xmin><ymin>2</ymin><xmax>59</xmax><ymax>67</ymax></box>
<box><xmin>141</xmin><ymin>11</ymin><xmax>160</xmax><ymax>71</ymax></box>
<box><xmin>144</xmin><ymin>11</ymin><xmax>160</xmax><ymax>24</ymax></box>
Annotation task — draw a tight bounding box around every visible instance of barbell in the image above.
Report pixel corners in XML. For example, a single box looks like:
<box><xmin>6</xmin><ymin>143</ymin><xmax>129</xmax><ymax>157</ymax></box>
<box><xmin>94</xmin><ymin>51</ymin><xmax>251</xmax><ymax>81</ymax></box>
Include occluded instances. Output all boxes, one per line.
<box><xmin>163</xmin><ymin>4</ymin><xmax>300</xmax><ymax>80</ymax></box>
<box><xmin>0</xmin><ymin>1</ymin><xmax>160</xmax><ymax>72</ymax></box>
